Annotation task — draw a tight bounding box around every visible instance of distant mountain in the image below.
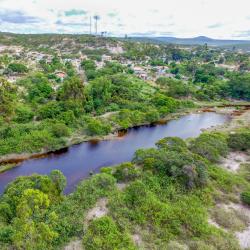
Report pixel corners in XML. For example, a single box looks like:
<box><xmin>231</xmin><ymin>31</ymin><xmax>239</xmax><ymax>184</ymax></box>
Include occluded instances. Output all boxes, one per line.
<box><xmin>128</xmin><ymin>36</ymin><xmax>250</xmax><ymax>46</ymax></box>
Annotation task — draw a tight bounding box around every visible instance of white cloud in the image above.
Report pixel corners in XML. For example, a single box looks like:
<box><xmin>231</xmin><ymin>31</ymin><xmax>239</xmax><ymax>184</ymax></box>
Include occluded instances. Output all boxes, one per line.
<box><xmin>0</xmin><ymin>0</ymin><xmax>250</xmax><ymax>39</ymax></box>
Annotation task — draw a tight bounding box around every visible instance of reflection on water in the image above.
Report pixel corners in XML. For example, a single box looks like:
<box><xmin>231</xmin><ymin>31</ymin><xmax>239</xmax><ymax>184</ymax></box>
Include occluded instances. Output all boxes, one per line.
<box><xmin>0</xmin><ymin>112</ymin><xmax>230</xmax><ymax>194</ymax></box>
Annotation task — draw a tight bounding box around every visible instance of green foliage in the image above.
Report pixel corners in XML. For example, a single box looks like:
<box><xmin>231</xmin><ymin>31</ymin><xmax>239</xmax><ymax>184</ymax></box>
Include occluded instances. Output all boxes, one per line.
<box><xmin>24</xmin><ymin>73</ymin><xmax>54</xmax><ymax>103</ymax></box>
<box><xmin>228</xmin><ymin>129</ymin><xmax>250</xmax><ymax>151</ymax></box>
<box><xmin>241</xmin><ymin>191</ymin><xmax>250</xmax><ymax>205</ymax></box>
<box><xmin>0</xmin><ymin>78</ymin><xmax>17</xmax><ymax>120</ymax></box>
<box><xmin>227</xmin><ymin>73</ymin><xmax>250</xmax><ymax>100</ymax></box>
<box><xmin>83</xmin><ymin>216</ymin><xmax>135</xmax><ymax>250</ymax></box>
<box><xmin>190</xmin><ymin>132</ymin><xmax>229</xmax><ymax>162</ymax></box>
<box><xmin>58</xmin><ymin>76</ymin><xmax>85</xmax><ymax>102</ymax></box>
<box><xmin>156</xmin><ymin>77</ymin><xmax>192</xmax><ymax>98</ymax></box>
<box><xmin>86</xmin><ymin>118</ymin><xmax>111</xmax><ymax>136</ymax></box>
<box><xmin>7</xmin><ymin>63</ymin><xmax>28</xmax><ymax>73</ymax></box>
<box><xmin>104</xmin><ymin>162</ymin><xmax>141</xmax><ymax>182</ymax></box>
<box><xmin>133</xmin><ymin>138</ymin><xmax>208</xmax><ymax>189</ymax></box>
<box><xmin>0</xmin><ymin>171</ymin><xmax>67</xmax><ymax>249</ymax></box>
<box><xmin>49</xmin><ymin>122</ymin><xmax>70</xmax><ymax>138</ymax></box>
<box><xmin>38</xmin><ymin>101</ymin><xmax>63</xmax><ymax>119</ymax></box>
<box><xmin>156</xmin><ymin>137</ymin><xmax>187</xmax><ymax>151</ymax></box>
<box><xmin>14</xmin><ymin>105</ymin><xmax>34</xmax><ymax>123</ymax></box>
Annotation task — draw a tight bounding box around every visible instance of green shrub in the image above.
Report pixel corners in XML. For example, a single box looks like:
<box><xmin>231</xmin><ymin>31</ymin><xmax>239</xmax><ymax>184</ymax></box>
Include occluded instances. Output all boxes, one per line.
<box><xmin>83</xmin><ymin>216</ymin><xmax>135</xmax><ymax>250</ymax></box>
<box><xmin>8</xmin><ymin>63</ymin><xmax>28</xmax><ymax>73</ymax></box>
<box><xmin>228</xmin><ymin>130</ymin><xmax>250</xmax><ymax>151</ymax></box>
<box><xmin>86</xmin><ymin>118</ymin><xmax>111</xmax><ymax>136</ymax></box>
<box><xmin>14</xmin><ymin>105</ymin><xmax>34</xmax><ymax>123</ymax></box>
<box><xmin>145</xmin><ymin>109</ymin><xmax>160</xmax><ymax>123</ymax></box>
<box><xmin>190</xmin><ymin>132</ymin><xmax>228</xmax><ymax>162</ymax></box>
<box><xmin>112</xmin><ymin>162</ymin><xmax>141</xmax><ymax>182</ymax></box>
<box><xmin>49</xmin><ymin>123</ymin><xmax>70</xmax><ymax>138</ymax></box>
<box><xmin>241</xmin><ymin>191</ymin><xmax>250</xmax><ymax>205</ymax></box>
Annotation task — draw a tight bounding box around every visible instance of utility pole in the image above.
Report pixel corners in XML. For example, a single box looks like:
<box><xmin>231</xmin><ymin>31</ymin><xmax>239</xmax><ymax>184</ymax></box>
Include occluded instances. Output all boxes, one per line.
<box><xmin>89</xmin><ymin>16</ymin><xmax>92</xmax><ymax>35</ymax></box>
<box><xmin>93</xmin><ymin>15</ymin><xmax>100</xmax><ymax>35</ymax></box>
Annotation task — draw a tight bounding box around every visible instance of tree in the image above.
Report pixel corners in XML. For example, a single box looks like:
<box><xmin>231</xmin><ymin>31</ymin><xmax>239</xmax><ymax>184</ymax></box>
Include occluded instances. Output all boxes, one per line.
<box><xmin>87</xmin><ymin>77</ymin><xmax>112</xmax><ymax>110</ymax></box>
<box><xmin>49</xmin><ymin>170</ymin><xmax>67</xmax><ymax>195</ymax></box>
<box><xmin>0</xmin><ymin>78</ymin><xmax>16</xmax><ymax>121</ymax></box>
<box><xmin>58</xmin><ymin>76</ymin><xmax>85</xmax><ymax>102</ymax></box>
<box><xmin>12</xmin><ymin>189</ymin><xmax>58</xmax><ymax>250</ymax></box>
<box><xmin>190</xmin><ymin>132</ymin><xmax>228</xmax><ymax>162</ymax></box>
<box><xmin>86</xmin><ymin>118</ymin><xmax>111</xmax><ymax>136</ymax></box>
<box><xmin>227</xmin><ymin>73</ymin><xmax>250</xmax><ymax>100</ymax></box>
<box><xmin>26</xmin><ymin>74</ymin><xmax>54</xmax><ymax>103</ymax></box>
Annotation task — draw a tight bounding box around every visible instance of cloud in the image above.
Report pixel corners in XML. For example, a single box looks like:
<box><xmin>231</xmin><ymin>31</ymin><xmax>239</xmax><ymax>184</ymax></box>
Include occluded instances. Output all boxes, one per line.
<box><xmin>207</xmin><ymin>23</ymin><xmax>223</xmax><ymax>29</ymax></box>
<box><xmin>107</xmin><ymin>12</ymin><xmax>118</xmax><ymax>18</ymax></box>
<box><xmin>56</xmin><ymin>20</ymin><xmax>89</xmax><ymax>27</ymax></box>
<box><xmin>233</xmin><ymin>30</ymin><xmax>250</xmax><ymax>38</ymax></box>
<box><xmin>0</xmin><ymin>10</ymin><xmax>42</xmax><ymax>24</ymax></box>
<box><xmin>64</xmin><ymin>9</ymin><xmax>87</xmax><ymax>17</ymax></box>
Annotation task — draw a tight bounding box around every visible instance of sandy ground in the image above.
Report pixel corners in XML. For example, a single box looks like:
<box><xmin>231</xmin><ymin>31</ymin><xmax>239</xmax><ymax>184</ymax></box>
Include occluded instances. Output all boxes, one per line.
<box><xmin>85</xmin><ymin>198</ymin><xmax>108</xmax><ymax>223</ymax></box>
<box><xmin>209</xmin><ymin>203</ymin><xmax>250</xmax><ymax>249</ymax></box>
<box><xmin>117</xmin><ymin>182</ymin><xmax>128</xmax><ymax>191</ymax></box>
<box><xmin>208</xmin><ymin>218</ymin><xmax>221</xmax><ymax>229</ymax></box>
<box><xmin>132</xmin><ymin>233</ymin><xmax>144</xmax><ymax>248</ymax></box>
<box><xmin>220</xmin><ymin>151</ymin><xmax>250</xmax><ymax>172</ymax></box>
<box><xmin>64</xmin><ymin>240</ymin><xmax>83</xmax><ymax>250</ymax></box>
<box><xmin>64</xmin><ymin>198</ymin><xmax>108</xmax><ymax>250</ymax></box>
<box><xmin>230</xmin><ymin>203</ymin><xmax>250</xmax><ymax>249</ymax></box>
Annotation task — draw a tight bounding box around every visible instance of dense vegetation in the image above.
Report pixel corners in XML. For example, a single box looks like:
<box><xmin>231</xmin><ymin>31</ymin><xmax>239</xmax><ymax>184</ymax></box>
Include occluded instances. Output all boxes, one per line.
<box><xmin>0</xmin><ymin>128</ymin><xmax>249</xmax><ymax>249</ymax></box>
<box><xmin>0</xmin><ymin>34</ymin><xmax>249</xmax><ymax>158</ymax></box>
<box><xmin>0</xmin><ymin>59</ymin><xmax>194</xmax><ymax>156</ymax></box>
<box><xmin>0</xmin><ymin>33</ymin><xmax>249</xmax><ymax>249</ymax></box>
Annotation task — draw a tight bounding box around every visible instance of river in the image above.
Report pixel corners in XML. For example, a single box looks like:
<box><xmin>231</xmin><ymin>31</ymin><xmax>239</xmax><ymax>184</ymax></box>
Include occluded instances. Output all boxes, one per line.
<box><xmin>0</xmin><ymin>112</ymin><xmax>230</xmax><ymax>194</ymax></box>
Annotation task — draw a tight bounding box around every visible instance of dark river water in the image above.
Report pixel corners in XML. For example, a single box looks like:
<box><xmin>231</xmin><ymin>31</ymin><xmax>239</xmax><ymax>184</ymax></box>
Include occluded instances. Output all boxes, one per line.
<box><xmin>0</xmin><ymin>112</ymin><xmax>230</xmax><ymax>194</ymax></box>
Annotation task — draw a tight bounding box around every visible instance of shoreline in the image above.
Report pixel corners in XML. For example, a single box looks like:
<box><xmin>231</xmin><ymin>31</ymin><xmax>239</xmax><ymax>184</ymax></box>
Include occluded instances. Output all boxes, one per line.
<box><xmin>0</xmin><ymin>104</ymin><xmax>248</xmax><ymax>168</ymax></box>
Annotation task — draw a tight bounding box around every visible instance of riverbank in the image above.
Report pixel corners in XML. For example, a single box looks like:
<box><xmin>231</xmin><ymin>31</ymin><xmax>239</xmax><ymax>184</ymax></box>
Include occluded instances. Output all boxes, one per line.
<box><xmin>0</xmin><ymin>103</ymin><xmax>248</xmax><ymax>167</ymax></box>
<box><xmin>0</xmin><ymin>106</ymin><xmax>196</xmax><ymax>165</ymax></box>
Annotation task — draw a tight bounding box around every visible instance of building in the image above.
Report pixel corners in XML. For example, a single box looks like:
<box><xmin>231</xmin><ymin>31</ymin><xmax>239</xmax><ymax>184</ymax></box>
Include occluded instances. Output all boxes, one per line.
<box><xmin>55</xmin><ymin>71</ymin><xmax>67</xmax><ymax>81</ymax></box>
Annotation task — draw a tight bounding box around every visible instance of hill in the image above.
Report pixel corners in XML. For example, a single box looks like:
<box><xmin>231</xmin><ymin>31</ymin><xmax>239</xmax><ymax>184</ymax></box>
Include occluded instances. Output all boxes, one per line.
<box><xmin>128</xmin><ymin>35</ymin><xmax>250</xmax><ymax>47</ymax></box>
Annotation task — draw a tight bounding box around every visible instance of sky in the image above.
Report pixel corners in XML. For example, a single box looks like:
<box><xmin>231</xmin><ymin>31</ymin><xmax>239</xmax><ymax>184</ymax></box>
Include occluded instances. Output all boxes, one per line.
<box><xmin>0</xmin><ymin>0</ymin><xmax>250</xmax><ymax>39</ymax></box>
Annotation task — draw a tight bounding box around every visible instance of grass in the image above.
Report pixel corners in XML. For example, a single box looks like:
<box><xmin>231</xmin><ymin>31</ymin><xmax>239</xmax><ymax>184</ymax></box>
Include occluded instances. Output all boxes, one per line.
<box><xmin>238</xmin><ymin>163</ymin><xmax>250</xmax><ymax>182</ymax></box>
<box><xmin>210</xmin><ymin>205</ymin><xmax>249</xmax><ymax>232</ymax></box>
<box><xmin>0</xmin><ymin>163</ymin><xmax>17</xmax><ymax>173</ymax></box>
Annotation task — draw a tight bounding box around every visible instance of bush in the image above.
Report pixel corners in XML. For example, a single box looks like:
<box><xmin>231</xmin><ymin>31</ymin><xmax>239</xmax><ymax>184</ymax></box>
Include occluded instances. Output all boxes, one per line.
<box><xmin>49</xmin><ymin>123</ymin><xmax>70</xmax><ymax>138</ymax></box>
<box><xmin>112</xmin><ymin>162</ymin><xmax>141</xmax><ymax>182</ymax></box>
<box><xmin>7</xmin><ymin>63</ymin><xmax>28</xmax><ymax>73</ymax></box>
<box><xmin>228</xmin><ymin>130</ymin><xmax>250</xmax><ymax>151</ymax></box>
<box><xmin>190</xmin><ymin>132</ymin><xmax>228</xmax><ymax>162</ymax></box>
<box><xmin>82</xmin><ymin>216</ymin><xmax>135</xmax><ymax>250</ymax></box>
<box><xmin>145</xmin><ymin>109</ymin><xmax>160</xmax><ymax>123</ymax></box>
<box><xmin>156</xmin><ymin>137</ymin><xmax>187</xmax><ymax>151</ymax></box>
<box><xmin>14</xmin><ymin>105</ymin><xmax>34</xmax><ymax>123</ymax></box>
<box><xmin>38</xmin><ymin>101</ymin><xmax>63</xmax><ymax>120</ymax></box>
<box><xmin>241</xmin><ymin>191</ymin><xmax>250</xmax><ymax>205</ymax></box>
<box><xmin>86</xmin><ymin>118</ymin><xmax>111</xmax><ymax>136</ymax></box>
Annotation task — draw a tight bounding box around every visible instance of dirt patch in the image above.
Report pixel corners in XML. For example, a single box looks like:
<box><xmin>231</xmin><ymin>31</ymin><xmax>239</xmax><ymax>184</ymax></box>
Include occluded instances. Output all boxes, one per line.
<box><xmin>236</xmin><ymin>226</ymin><xmax>250</xmax><ymax>249</ymax></box>
<box><xmin>231</xmin><ymin>203</ymin><xmax>250</xmax><ymax>249</ymax></box>
<box><xmin>132</xmin><ymin>233</ymin><xmax>144</xmax><ymax>248</ymax></box>
<box><xmin>210</xmin><ymin>203</ymin><xmax>250</xmax><ymax>249</ymax></box>
<box><xmin>64</xmin><ymin>240</ymin><xmax>83</xmax><ymax>250</ymax></box>
<box><xmin>117</xmin><ymin>182</ymin><xmax>128</xmax><ymax>191</ymax></box>
<box><xmin>220</xmin><ymin>151</ymin><xmax>250</xmax><ymax>172</ymax></box>
<box><xmin>208</xmin><ymin>218</ymin><xmax>221</xmax><ymax>229</ymax></box>
<box><xmin>85</xmin><ymin>198</ymin><xmax>108</xmax><ymax>223</ymax></box>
